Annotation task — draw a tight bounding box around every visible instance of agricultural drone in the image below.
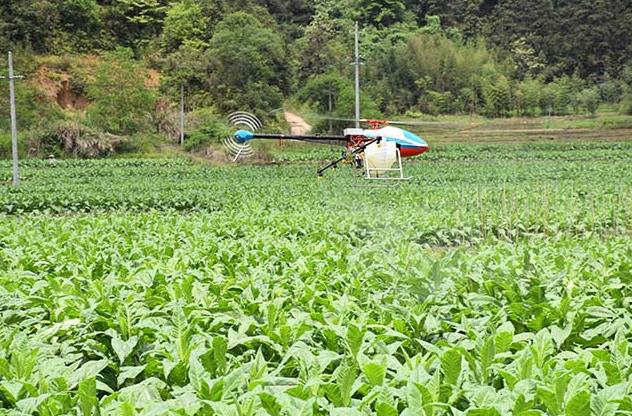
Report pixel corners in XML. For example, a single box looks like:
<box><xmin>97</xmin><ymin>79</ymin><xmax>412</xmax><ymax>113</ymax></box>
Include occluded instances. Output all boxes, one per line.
<box><xmin>222</xmin><ymin>112</ymin><xmax>430</xmax><ymax>180</ymax></box>
<box><xmin>220</xmin><ymin>23</ymin><xmax>430</xmax><ymax>179</ymax></box>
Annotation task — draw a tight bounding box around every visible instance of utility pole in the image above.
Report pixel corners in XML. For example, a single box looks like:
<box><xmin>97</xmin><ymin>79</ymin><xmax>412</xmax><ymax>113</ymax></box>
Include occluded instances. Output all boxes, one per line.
<box><xmin>354</xmin><ymin>21</ymin><xmax>361</xmax><ymax>128</ymax></box>
<box><xmin>1</xmin><ymin>52</ymin><xmax>24</xmax><ymax>187</ymax></box>
<box><xmin>179</xmin><ymin>83</ymin><xmax>185</xmax><ymax>146</ymax></box>
<box><xmin>328</xmin><ymin>89</ymin><xmax>333</xmax><ymax>134</ymax></box>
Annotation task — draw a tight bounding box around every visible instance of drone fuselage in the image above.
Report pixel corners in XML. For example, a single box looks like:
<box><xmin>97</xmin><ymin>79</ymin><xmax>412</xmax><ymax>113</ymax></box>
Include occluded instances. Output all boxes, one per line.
<box><xmin>344</xmin><ymin>126</ymin><xmax>429</xmax><ymax>157</ymax></box>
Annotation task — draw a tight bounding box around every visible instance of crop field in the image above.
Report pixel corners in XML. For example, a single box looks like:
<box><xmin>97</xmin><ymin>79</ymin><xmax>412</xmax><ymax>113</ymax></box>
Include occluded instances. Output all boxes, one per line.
<box><xmin>0</xmin><ymin>141</ymin><xmax>631</xmax><ymax>415</ymax></box>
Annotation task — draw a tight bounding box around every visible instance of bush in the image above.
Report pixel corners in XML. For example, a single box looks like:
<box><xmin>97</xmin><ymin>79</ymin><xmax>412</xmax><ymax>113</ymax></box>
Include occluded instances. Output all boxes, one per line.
<box><xmin>620</xmin><ymin>95</ymin><xmax>632</xmax><ymax>115</ymax></box>
<box><xmin>86</xmin><ymin>48</ymin><xmax>156</xmax><ymax>135</ymax></box>
<box><xmin>577</xmin><ymin>88</ymin><xmax>600</xmax><ymax>115</ymax></box>
<box><xmin>28</xmin><ymin>121</ymin><xmax>124</xmax><ymax>158</ymax></box>
<box><xmin>184</xmin><ymin>115</ymin><xmax>230</xmax><ymax>152</ymax></box>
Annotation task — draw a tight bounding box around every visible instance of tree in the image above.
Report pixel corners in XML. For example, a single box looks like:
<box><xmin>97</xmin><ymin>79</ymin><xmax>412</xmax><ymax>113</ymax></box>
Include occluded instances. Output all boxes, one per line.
<box><xmin>87</xmin><ymin>48</ymin><xmax>156</xmax><ymax>135</ymax></box>
<box><xmin>295</xmin><ymin>17</ymin><xmax>350</xmax><ymax>84</ymax></box>
<box><xmin>101</xmin><ymin>0</ymin><xmax>169</xmax><ymax>49</ymax></box>
<box><xmin>577</xmin><ymin>88</ymin><xmax>600</xmax><ymax>115</ymax></box>
<box><xmin>58</xmin><ymin>0</ymin><xmax>103</xmax><ymax>51</ymax></box>
<box><xmin>482</xmin><ymin>75</ymin><xmax>511</xmax><ymax>117</ymax></box>
<box><xmin>297</xmin><ymin>71</ymin><xmax>378</xmax><ymax>131</ymax></box>
<box><xmin>161</xmin><ymin>0</ymin><xmax>209</xmax><ymax>52</ymax></box>
<box><xmin>206</xmin><ymin>12</ymin><xmax>289</xmax><ymax>115</ymax></box>
<box><xmin>517</xmin><ymin>77</ymin><xmax>542</xmax><ymax>117</ymax></box>
<box><xmin>353</xmin><ymin>0</ymin><xmax>407</xmax><ymax>28</ymax></box>
<box><xmin>0</xmin><ymin>1</ymin><xmax>59</xmax><ymax>52</ymax></box>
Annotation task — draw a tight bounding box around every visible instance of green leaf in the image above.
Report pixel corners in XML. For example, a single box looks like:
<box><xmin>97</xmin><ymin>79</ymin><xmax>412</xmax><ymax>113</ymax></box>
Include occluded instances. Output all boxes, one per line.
<box><xmin>117</xmin><ymin>365</ymin><xmax>146</xmax><ymax>387</ymax></box>
<box><xmin>466</xmin><ymin>409</ymin><xmax>501</xmax><ymax>416</ymax></box>
<box><xmin>70</xmin><ymin>359</ymin><xmax>109</xmax><ymax>388</ymax></box>
<box><xmin>16</xmin><ymin>394</ymin><xmax>51</xmax><ymax>414</ymax></box>
<box><xmin>406</xmin><ymin>382</ymin><xmax>431</xmax><ymax>413</ymax></box>
<box><xmin>259</xmin><ymin>392</ymin><xmax>282</xmax><ymax>416</ymax></box>
<box><xmin>120</xmin><ymin>401</ymin><xmax>135</xmax><ymax>416</ymax></box>
<box><xmin>332</xmin><ymin>408</ymin><xmax>364</xmax><ymax>416</ymax></box>
<box><xmin>479</xmin><ymin>336</ymin><xmax>496</xmax><ymax>383</ymax></box>
<box><xmin>537</xmin><ymin>386</ymin><xmax>560</xmax><ymax>416</ymax></box>
<box><xmin>376</xmin><ymin>401</ymin><xmax>399</xmax><ymax>416</ymax></box>
<box><xmin>551</xmin><ymin>324</ymin><xmax>571</xmax><ymax>349</ymax></box>
<box><xmin>363</xmin><ymin>361</ymin><xmax>386</xmax><ymax>386</ymax></box>
<box><xmin>565</xmin><ymin>391</ymin><xmax>591</xmax><ymax>416</ymax></box>
<box><xmin>0</xmin><ymin>381</ymin><xmax>23</xmax><ymax>404</ymax></box>
<box><xmin>441</xmin><ymin>349</ymin><xmax>462</xmax><ymax>386</ymax></box>
<box><xmin>213</xmin><ymin>335</ymin><xmax>228</xmax><ymax>375</ymax></box>
<box><xmin>110</xmin><ymin>332</ymin><xmax>139</xmax><ymax>364</ymax></box>
<box><xmin>78</xmin><ymin>377</ymin><xmax>97</xmax><ymax>416</ymax></box>
<box><xmin>337</xmin><ymin>363</ymin><xmax>357</xmax><ymax>407</ymax></box>
<box><xmin>495</xmin><ymin>331</ymin><xmax>513</xmax><ymax>354</ymax></box>
<box><xmin>346</xmin><ymin>324</ymin><xmax>365</xmax><ymax>358</ymax></box>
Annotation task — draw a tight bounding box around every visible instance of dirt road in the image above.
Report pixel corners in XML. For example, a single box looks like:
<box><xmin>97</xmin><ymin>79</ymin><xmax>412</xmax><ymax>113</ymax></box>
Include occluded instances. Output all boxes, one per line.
<box><xmin>284</xmin><ymin>111</ymin><xmax>312</xmax><ymax>135</ymax></box>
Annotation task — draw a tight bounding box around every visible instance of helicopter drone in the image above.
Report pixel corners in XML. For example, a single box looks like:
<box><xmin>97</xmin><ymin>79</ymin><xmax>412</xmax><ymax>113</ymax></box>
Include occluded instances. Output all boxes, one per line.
<box><xmin>223</xmin><ymin>112</ymin><xmax>430</xmax><ymax>180</ymax></box>
<box><xmin>220</xmin><ymin>23</ymin><xmax>430</xmax><ymax>179</ymax></box>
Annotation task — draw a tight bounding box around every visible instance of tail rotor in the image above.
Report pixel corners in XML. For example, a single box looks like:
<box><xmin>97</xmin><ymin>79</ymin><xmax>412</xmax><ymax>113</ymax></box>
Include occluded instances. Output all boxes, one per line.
<box><xmin>222</xmin><ymin>112</ymin><xmax>262</xmax><ymax>162</ymax></box>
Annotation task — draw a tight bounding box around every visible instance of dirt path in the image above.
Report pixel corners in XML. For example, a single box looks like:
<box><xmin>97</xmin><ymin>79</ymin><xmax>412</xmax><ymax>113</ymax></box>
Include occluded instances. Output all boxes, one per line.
<box><xmin>284</xmin><ymin>111</ymin><xmax>312</xmax><ymax>135</ymax></box>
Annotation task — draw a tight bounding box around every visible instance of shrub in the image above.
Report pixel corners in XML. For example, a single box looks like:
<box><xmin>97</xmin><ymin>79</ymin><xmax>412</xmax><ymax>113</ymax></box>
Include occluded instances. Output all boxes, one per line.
<box><xmin>28</xmin><ymin>121</ymin><xmax>124</xmax><ymax>158</ymax></box>
<box><xmin>620</xmin><ymin>95</ymin><xmax>632</xmax><ymax>115</ymax></box>
<box><xmin>184</xmin><ymin>115</ymin><xmax>230</xmax><ymax>152</ymax></box>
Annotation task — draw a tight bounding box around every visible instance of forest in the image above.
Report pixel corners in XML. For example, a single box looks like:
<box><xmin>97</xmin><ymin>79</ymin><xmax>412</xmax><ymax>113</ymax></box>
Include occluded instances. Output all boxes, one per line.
<box><xmin>1</xmin><ymin>0</ymin><xmax>632</xmax><ymax>156</ymax></box>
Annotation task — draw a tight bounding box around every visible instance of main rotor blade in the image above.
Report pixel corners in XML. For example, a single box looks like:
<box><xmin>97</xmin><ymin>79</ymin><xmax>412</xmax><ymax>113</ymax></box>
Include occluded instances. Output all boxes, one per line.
<box><xmin>305</xmin><ymin>113</ymin><xmax>446</xmax><ymax>126</ymax></box>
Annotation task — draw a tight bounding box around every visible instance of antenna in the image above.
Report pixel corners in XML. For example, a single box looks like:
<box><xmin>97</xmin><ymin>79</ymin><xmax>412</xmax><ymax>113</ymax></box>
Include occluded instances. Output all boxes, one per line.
<box><xmin>354</xmin><ymin>22</ymin><xmax>361</xmax><ymax>128</ymax></box>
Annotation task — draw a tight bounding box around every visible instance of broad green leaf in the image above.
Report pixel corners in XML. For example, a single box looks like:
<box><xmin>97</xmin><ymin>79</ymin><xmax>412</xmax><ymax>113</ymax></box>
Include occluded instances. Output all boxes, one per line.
<box><xmin>213</xmin><ymin>336</ymin><xmax>228</xmax><ymax>375</ymax></box>
<box><xmin>551</xmin><ymin>324</ymin><xmax>572</xmax><ymax>349</ymax></box>
<box><xmin>479</xmin><ymin>336</ymin><xmax>495</xmax><ymax>383</ymax></box>
<box><xmin>70</xmin><ymin>359</ymin><xmax>109</xmax><ymax>388</ymax></box>
<box><xmin>110</xmin><ymin>332</ymin><xmax>139</xmax><ymax>364</ymax></box>
<box><xmin>441</xmin><ymin>349</ymin><xmax>462</xmax><ymax>386</ymax></box>
<box><xmin>117</xmin><ymin>365</ymin><xmax>146</xmax><ymax>387</ymax></box>
<box><xmin>78</xmin><ymin>377</ymin><xmax>97</xmax><ymax>416</ymax></box>
<box><xmin>0</xmin><ymin>381</ymin><xmax>23</xmax><ymax>404</ymax></box>
<box><xmin>346</xmin><ymin>324</ymin><xmax>365</xmax><ymax>358</ymax></box>
<box><xmin>16</xmin><ymin>394</ymin><xmax>51</xmax><ymax>414</ymax></box>
<box><xmin>466</xmin><ymin>409</ymin><xmax>501</xmax><ymax>416</ymax></box>
<box><xmin>259</xmin><ymin>392</ymin><xmax>283</xmax><ymax>416</ymax></box>
<box><xmin>363</xmin><ymin>361</ymin><xmax>386</xmax><ymax>386</ymax></box>
<box><xmin>376</xmin><ymin>401</ymin><xmax>399</xmax><ymax>416</ymax></box>
<box><xmin>565</xmin><ymin>391</ymin><xmax>591</xmax><ymax>416</ymax></box>
<box><xmin>337</xmin><ymin>363</ymin><xmax>357</xmax><ymax>407</ymax></box>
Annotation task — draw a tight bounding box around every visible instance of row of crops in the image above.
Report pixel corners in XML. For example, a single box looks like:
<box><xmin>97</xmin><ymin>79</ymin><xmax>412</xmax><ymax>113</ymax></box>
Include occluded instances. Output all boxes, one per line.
<box><xmin>0</xmin><ymin>141</ymin><xmax>631</xmax><ymax>415</ymax></box>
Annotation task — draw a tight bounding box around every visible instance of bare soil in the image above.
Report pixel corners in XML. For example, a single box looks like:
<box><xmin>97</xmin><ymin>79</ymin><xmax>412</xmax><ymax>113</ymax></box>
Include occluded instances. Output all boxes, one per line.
<box><xmin>284</xmin><ymin>111</ymin><xmax>312</xmax><ymax>135</ymax></box>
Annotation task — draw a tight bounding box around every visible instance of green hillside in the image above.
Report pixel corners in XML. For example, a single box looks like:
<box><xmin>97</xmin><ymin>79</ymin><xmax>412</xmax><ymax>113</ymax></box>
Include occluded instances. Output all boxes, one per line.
<box><xmin>1</xmin><ymin>1</ymin><xmax>632</xmax><ymax>157</ymax></box>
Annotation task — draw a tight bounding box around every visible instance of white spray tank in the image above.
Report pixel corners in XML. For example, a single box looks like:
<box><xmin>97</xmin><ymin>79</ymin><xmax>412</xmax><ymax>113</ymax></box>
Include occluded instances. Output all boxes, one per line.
<box><xmin>364</xmin><ymin>139</ymin><xmax>397</xmax><ymax>175</ymax></box>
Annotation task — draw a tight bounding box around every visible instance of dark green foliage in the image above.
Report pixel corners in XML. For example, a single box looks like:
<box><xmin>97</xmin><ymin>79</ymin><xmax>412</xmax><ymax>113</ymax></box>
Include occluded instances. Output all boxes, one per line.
<box><xmin>0</xmin><ymin>1</ymin><xmax>59</xmax><ymax>52</ymax></box>
<box><xmin>86</xmin><ymin>48</ymin><xmax>156</xmax><ymax>135</ymax></box>
<box><xmin>183</xmin><ymin>114</ymin><xmax>230</xmax><ymax>152</ymax></box>
<box><xmin>620</xmin><ymin>96</ymin><xmax>632</xmax><ymax>116</ymax></box>
<box><xmin>0</xmin><ymin>0</ymin><xmax>631</xmax><ymax>144</ymax></box>
<box><xmin>205</xmin><ymin>12</ymin><xmax>288</xmax><ymax>116</ymax></box>
<box><xmin>353</xmin><ymin>0</ymin><xmax>408</xmax><ymax>28</ymax></box>
<box><xmin>58</xmin><ymin>0</ymin><xmax>104</xmax><ymax>51</ymax></box>
<box><xmin>298</xmin><ymin>71</ymin><xmax>379</xmax><ymax>131</ymax></box>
